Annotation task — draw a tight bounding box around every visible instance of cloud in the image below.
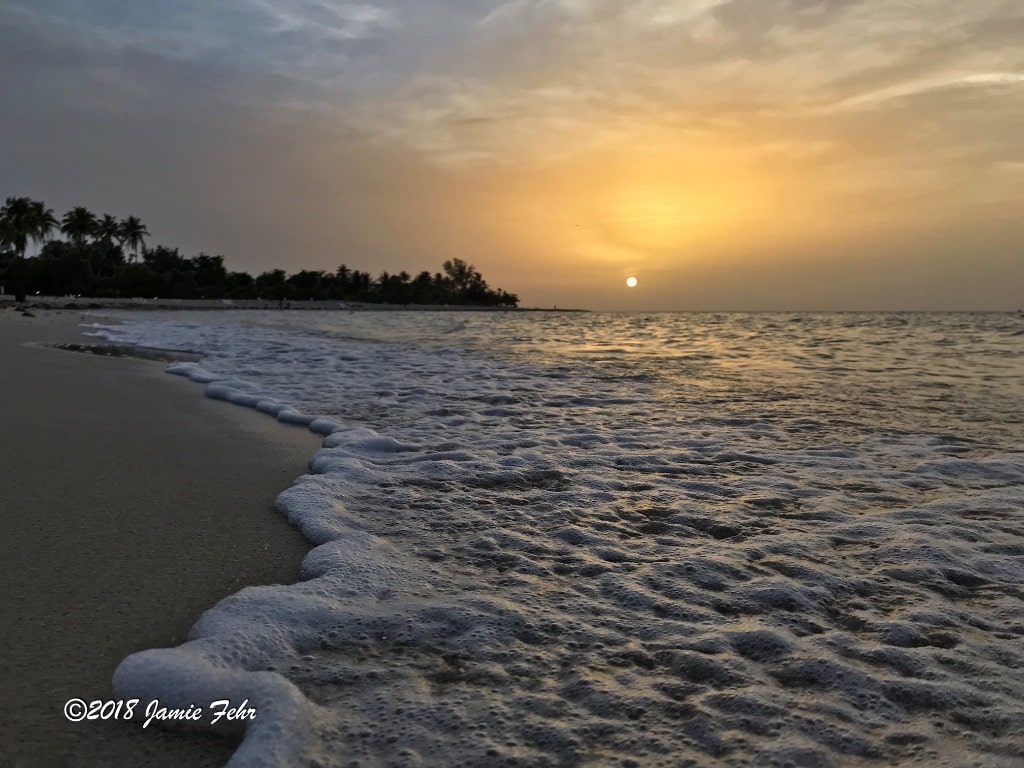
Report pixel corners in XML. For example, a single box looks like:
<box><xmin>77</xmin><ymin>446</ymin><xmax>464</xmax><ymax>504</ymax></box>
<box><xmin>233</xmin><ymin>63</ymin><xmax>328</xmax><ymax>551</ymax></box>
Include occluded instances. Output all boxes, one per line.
<box><xmin>2</xmin><ymin>0</ymin><xmax>396</xmax><ymax>84</ymax></box>
<box><xmin>8</xmin><ymin>0</ymin><xmax>1021</xmax><ymax>169</ymax></box>
<box><xmin>1</xmin><ymin>0</ymin><xmax>1022</xmax><ymax>308</ymax></box>
<box><xmin>302</xmin><ymin>0</ymin><xmax>1024</xmax><ymax>173</ymax></box>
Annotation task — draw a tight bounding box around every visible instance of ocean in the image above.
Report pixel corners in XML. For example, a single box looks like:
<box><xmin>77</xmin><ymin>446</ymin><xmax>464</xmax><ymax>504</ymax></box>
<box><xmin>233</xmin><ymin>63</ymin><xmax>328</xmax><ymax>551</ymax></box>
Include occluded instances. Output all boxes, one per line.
<box><xmin>91</xmin><ymin>310</ymin><xmax>1024</xmax><ymax>767</ymax></box>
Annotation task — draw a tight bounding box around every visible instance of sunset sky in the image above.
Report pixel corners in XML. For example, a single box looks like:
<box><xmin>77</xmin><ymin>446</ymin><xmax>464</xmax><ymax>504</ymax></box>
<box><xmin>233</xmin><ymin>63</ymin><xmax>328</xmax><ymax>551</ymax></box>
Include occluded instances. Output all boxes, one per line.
<box><xmin>2</xmin><ymin>1</ymin><xmax>1022</xmax><ymax>310</ymax></box>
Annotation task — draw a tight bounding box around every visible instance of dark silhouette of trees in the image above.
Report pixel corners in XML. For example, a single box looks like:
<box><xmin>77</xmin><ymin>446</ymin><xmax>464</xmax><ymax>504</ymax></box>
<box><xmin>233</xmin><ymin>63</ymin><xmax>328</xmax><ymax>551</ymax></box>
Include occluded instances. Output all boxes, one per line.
<box><xmin>255</xmin><ymin>269</ymin><xmax>287</xmax><ymax>301</ymax></box>
<box><xmin>192</xmin><ymin>253</ymin><xmax>228</xmax><ymax>297</ymax></box>
<box><xmin>225</xmin><ymin>271</ymin><xmax>256</xmax><ymax>299</ymax></box>
<box><xmin>1</xmin><ymin>196</ymin><xmax>55</xmax><ymax>259</ymax></box>
<box><xmin>286</xmin><ymin>270</ymin><xmax>331</xmax><ymax>301</ymax></box>
<box><xmin>2</xmin><ymin>196</ymin><xmax>58</xmax><ymax>300</ymax></box>
<box><xmin>1</xmin><ymin>196</ymin><xmax>519</xmax><ymax>307</ymax></box>
<box><xmin>61</xmin><ymin>207</ymin><xmax>98</xmax><ymax>246</ymax></box>
<box><xmin>97</xmin><ymin>214</ymin><xmax>121</xmax><ymax>250</ymax></box>
<box><xmin>119</xmin><ymin>216</ymin><xmax>148</xmax><ymax>263</ymax></box>
<box><xmin>31</xmin><ymin>200</ymin><xmax>58</xmax><ymax>252</ymax></box>
<box><xmin>335</xmin><ymin>264</ymin><xmax>351</xmax><ymax>295</ymax></box>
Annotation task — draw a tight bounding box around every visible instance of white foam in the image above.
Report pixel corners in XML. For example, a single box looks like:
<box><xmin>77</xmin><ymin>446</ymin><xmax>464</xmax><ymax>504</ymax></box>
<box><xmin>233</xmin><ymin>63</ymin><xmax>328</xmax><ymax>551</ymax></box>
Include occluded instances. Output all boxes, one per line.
<box><xmin>93</xmin><ymin>311</ymin><xmax>1024</xmax><ymax>767</ymax></box>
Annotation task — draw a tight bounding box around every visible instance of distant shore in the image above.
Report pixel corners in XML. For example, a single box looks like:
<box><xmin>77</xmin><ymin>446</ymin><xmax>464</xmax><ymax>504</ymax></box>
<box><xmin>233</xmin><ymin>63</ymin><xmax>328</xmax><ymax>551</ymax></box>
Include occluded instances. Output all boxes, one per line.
<box><xmin>0</xmin><ymin>294</ymin><xmax>586</xmax><ymax>312</ymax></box>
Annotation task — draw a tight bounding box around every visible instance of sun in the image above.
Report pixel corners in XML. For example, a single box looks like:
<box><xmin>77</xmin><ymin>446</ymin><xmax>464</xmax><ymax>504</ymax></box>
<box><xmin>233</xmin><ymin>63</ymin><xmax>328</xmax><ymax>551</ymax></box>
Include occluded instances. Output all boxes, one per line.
<box><xmin>626</xmin><ymin>276</ymin><xmax>638</xmax><ymax>288</ymax></box>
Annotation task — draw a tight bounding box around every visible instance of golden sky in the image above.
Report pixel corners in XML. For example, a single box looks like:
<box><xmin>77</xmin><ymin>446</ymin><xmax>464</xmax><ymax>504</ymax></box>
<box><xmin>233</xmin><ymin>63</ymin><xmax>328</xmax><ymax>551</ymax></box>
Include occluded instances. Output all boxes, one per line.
<box><xmin>1</xmin><ymin>1</ymin><xmax>1022</xmax><ymax>308</ymax></box>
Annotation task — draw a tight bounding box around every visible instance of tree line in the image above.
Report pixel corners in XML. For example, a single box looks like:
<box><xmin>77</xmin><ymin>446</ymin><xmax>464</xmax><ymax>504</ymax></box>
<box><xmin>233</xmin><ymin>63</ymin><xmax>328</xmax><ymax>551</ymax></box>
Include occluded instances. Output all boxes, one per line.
<box><xmin>0</xmin><ymin>196</ymin><xmax>519</xmax><ymax>307</ymax></box>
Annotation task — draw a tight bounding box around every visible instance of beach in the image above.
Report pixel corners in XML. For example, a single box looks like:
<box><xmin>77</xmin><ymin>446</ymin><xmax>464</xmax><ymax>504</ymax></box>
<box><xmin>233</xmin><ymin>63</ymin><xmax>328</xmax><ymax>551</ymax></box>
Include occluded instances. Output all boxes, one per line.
<box><xmin>0</xmin><ymin>307</ymin><xmax>320</xmax><ymax>767</ymax></box>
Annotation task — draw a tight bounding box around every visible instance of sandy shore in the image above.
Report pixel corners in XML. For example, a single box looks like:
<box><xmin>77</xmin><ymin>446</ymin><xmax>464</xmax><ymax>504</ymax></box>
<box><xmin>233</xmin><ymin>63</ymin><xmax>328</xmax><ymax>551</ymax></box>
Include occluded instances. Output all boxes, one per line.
<box><xmin>0</xmin><ymin>307</ymin><xmax>321</xmax><ymax>767</ymax></box>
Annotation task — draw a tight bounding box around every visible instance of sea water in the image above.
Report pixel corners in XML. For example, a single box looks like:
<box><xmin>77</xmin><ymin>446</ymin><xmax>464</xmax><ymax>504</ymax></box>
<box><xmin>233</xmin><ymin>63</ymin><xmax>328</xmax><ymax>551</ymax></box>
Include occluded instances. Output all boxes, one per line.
<box><xmin>91</xmin><ymin>311</ymin><xmax>1024</xmax><ymax>767</ymax></box>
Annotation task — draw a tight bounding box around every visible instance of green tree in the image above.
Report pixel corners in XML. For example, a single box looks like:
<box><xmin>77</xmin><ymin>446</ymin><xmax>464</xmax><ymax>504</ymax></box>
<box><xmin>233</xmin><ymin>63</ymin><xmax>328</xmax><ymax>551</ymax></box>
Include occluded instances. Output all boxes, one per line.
<box><xmin>0</xmin><ymin>215</ymin><xmax>15</xmax><ymax>256</ymax></box>
<box><xmin>192</xmin><ymin>253</ymin><xmax>228</xmax><ymax>297</ymax></box>
<box><xmin>61</xmin><ymin>207</ymin><xmax>98</xmax><ymax>246</ymax></box>
<box><xmin>0</xmin><ymin>196</ymin><xmax>36</xmax><ymax>258</ymax></box>
<box><xmin>3</xmin><ymin>192</ymin><xmax>521</xmax><ymax>307</ymax></box>
<box><xmin>255</xmin><ymin>269</ymin><xmax>287</xmax><ymax>300</ymax></box>
<box><xmin>29</xmin><ymin>200</ymin><xmax>58</xmax><ymax>254</ymax></box>
<box><xmin>97</xmin><ymin>214</ymin><xmax>122</xmax><ymax>250</ymax></box>
<box><xmin>442</xmin><ymin>258</ymin><xmax>479</xmax><ymax>292</ymax></box>
<box><xmin>286</xmin><ymin>270</ymin><xmax>330</xmax><ymax>300</ymax></box>
<box><xmin>119</xmin><ymin>216</ymin><xmax>149</xmax><ymax>263</ymax></box>
<box><xmin>142</xmin><ymin>245</ymin><xmax>188</xmax><ymax>273</ymax></box>
<box><xmin>335</xmin><ymin>264</ymin><xmax>351</xmax><ymax>297</ymax></box>
<box><xmin>350</xmin><ymin>270</ymin><xmax>372</xmax><ymax>300</ymax></box>
<box><xmin>225</xmin><ymin>271</ymin><xmax>257</xmax><ymax>299</ymax></box>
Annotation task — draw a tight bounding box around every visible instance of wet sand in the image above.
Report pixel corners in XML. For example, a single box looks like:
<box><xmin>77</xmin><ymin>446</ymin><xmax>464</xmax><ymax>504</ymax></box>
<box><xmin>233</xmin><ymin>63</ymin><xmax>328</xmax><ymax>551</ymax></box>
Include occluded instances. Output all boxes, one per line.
<box><xmin>0</xmin><ymin>308</ymin><xmax>321</xmax><ymax>767</ymax></box>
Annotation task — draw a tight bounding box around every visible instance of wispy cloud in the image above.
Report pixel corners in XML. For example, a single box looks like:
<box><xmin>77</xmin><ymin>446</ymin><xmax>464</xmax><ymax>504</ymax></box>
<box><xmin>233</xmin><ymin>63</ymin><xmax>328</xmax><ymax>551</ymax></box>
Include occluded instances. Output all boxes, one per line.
<box><xmin>308</xmin><ymin>0</ymin><xmax>1024</xmax><ymax>170</ymax></box>
<box><xmin>3</xmin><ymin>0</ymin><xmax>396</xmax><ymax>82</ymax></box>
<box><xmin>826</xmin><ymin>70</ymin><xmax>1024</xmax><ymax>111</ymax></box>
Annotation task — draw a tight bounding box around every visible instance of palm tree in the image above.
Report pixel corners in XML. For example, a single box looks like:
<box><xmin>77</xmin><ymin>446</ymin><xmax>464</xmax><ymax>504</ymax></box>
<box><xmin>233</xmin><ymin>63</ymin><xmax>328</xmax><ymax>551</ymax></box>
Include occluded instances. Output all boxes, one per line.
<box><xmin>0</xmin><ymin>216</ymin><xmax>13</xmax><ymax>255</ymax></box>
<box><xmin>442</xmin><ymin>258</ymin><xmax>485</xmax><ymax>301</ymax></box>
<box><xmin>442</xmin><ymin>258</ymin><xmax>478</xmax><ymax>291</ymax></box>
<box><xmin>61</xmin><ymin>207</ymin><xmax>98</xmax><ymax>246</ymax></box>
<box><xmin>335</xmin><ymin>264</ymin><xmax>351</xmax><ymax>296</ymax></box>
<box><xmin>97</xmin><ymin>214</ymin><xmax>121</xmax><ymax>249</ymax></box>
<box><xmin>119</xmin><ymin>215</ymin><xmax>149</xmax><ymax>263</ymax></box>
<box><xmin>0</xmin><ymin>196</ymin><xmax>35</xmax><ymax>258</ymax></box>
<box><xmin>29</xmin><ymin>200</ymin><xmax>58</xmax><ymax>253</ymax></box>
<box><xmin>0</xmin><ymin>196</ymin><xmax>46</xmax><ymax>302</ymax></box>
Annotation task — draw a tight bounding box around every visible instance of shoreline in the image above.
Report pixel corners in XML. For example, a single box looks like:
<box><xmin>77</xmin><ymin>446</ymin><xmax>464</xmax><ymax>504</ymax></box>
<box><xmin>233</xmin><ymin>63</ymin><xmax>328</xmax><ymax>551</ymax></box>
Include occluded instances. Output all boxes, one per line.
<box><xmin>0</xmin><ymin>294</ymin><xmax>588</xmax><ymax>313</ymax></box>
<box><xmin>0</xmin><ymin>307</ymin><xmax>321</xmax><ymax>767</ymax></box>
<box><xmin>5</xmin><ymin>296</ymin><xmax>1018</xmax><ymax>314</ymax></box>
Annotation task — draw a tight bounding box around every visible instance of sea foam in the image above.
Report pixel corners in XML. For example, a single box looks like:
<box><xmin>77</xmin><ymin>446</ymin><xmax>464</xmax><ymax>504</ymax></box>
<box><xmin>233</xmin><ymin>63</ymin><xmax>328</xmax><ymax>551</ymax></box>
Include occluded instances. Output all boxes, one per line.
<box><xmin>95</xmin><ymin>311</ymin><xmax>1024</xmax><ymax>767</ymax></box>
